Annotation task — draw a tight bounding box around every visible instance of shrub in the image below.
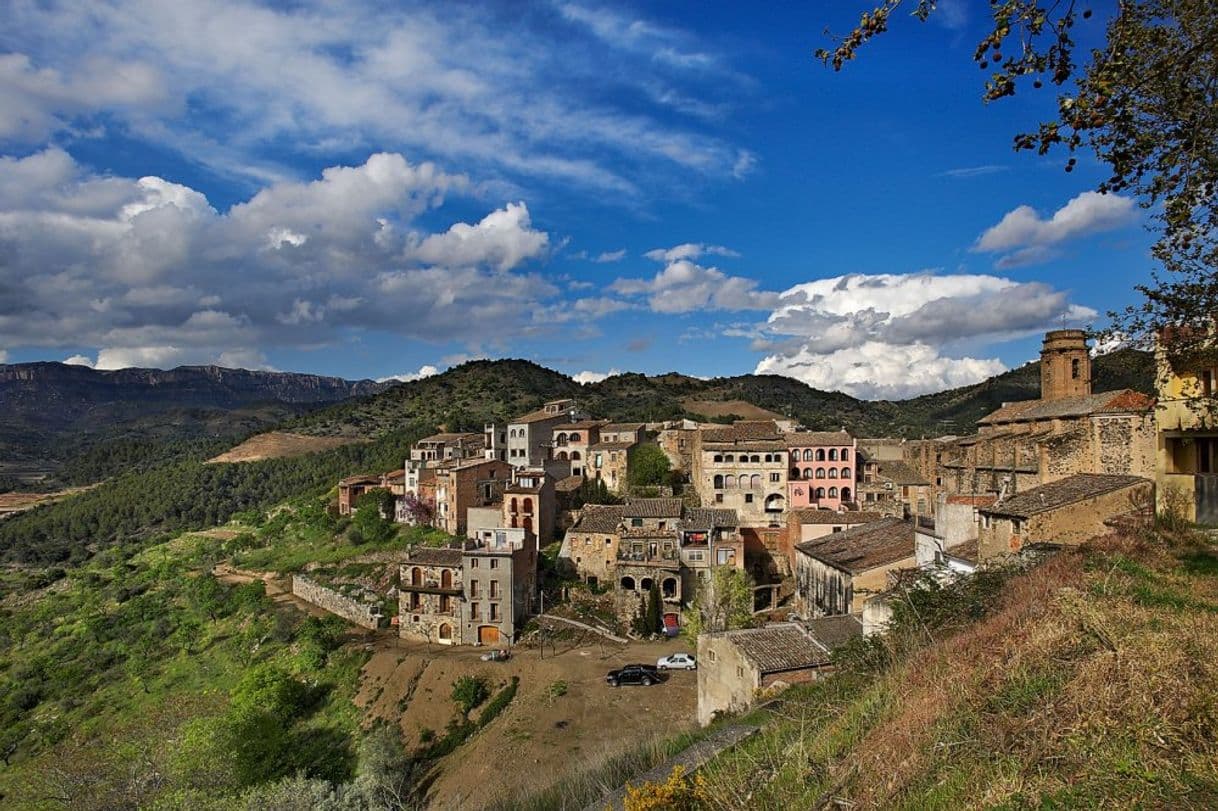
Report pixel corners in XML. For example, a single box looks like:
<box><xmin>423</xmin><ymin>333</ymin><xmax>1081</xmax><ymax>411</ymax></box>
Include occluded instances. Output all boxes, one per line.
<box><xmin>451</xmin><ymin>675</ymin><xmax>490</xmax><ymax>716</ymax></box>
<box><xmin>545</xmin><ymin>680</ymin><xmax>568</xmax><ymax>703</ymax></box>
<box><xmin>624</xmin><ymin>766</ymin><xmax>710</xmax><ymax>811</ymax></box>
<box><xmin>477</xmin><ymin>677</ymin><xmax>520</xmax><ymax>727</ymax></box>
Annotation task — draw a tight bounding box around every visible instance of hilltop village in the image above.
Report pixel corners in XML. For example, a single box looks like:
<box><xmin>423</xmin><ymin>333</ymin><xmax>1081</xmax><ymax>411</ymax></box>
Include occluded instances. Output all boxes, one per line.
<box><xmin>310</xmin><ymin>328</ymin><xmax>1183</xmax><ymax>726</ymax></box>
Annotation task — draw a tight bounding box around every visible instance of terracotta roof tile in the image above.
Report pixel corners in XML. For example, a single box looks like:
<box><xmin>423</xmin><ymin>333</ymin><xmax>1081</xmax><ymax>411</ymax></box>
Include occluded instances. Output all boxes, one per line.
<box><xmin>623</xmin><ymin>497</ymin><xmax>684</xmax><ymax>518</ymax></box>
<box><xmin>792</xmin><ymin>510</ymin><xmax>885</xmax><ymax>525</ymax></box>
<box><xmin>784</xmin><ymin>431</ymin><xmax>854</xmax><ymax>447</ymax></box>
<box><xmin>717</xmin><ymin>623</ymin><xmax>832</xmax><ymax>673</ymax></box>
<box><xmin>571</xmin><ymin>505</ymin><xmax>626</xmax><ymax>533</ymax></box>
<box><xmin>795</xmin><ymin>517</ymin><xmax>916</xmax><ymax>573</ymax></box>
<box><xmin>982</xmin><ymin>474</ymin><xmax>1151</xmax><ymax>519</ymax></box>
<box><xmin>701</xmin><ymin>421</ymin><xmax>782</xmax><ymax>443</ymax></box>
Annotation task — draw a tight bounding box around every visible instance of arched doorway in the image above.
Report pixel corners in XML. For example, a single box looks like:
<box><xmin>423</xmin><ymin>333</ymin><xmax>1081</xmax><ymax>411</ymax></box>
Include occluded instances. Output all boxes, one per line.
<box><xmin>437</xmin><ymin>623</ymin><xmax>453</xmax><ymax>644</ymax></box>
<box><xmin>640</xmin><ymin>577</ymin><xmax>654</xmax><ymax>591</ymax></box>
<box><xmin>662</xmin><ymin>577</ymin><xmax>677</xmax><ymax>599</ymax></box>
<box><xmin>620</xmin><ymin>575</ymin><xmax>636</xmax><ymax>591</ymax></box>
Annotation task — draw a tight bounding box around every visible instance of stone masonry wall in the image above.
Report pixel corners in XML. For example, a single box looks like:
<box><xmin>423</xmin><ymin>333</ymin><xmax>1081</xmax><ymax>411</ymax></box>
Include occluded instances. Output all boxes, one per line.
<box><xmin>292</xmin><ymin>575</ymin><xmax>384</xmax><ymax>629</ymax></box>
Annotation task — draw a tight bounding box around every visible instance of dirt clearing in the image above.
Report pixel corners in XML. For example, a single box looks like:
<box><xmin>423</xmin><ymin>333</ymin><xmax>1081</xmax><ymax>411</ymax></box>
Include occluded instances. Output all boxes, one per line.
<box><xmin>207</xmin><ymin>431</ymin><xmax>361</xmax><ymax>463</ymax></box>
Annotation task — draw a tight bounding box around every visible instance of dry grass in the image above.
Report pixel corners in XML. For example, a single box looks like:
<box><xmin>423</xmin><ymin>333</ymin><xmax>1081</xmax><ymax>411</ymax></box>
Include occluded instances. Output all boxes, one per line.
<box><xmin>680</xmin><ymin>399</ymin><xmax>786</xmax><ymax>422</ymax></box>
<box><xmin>697</xmin><ymin>532</ymin><xmax>1218</xmax><ymax>809</ymax></box>
<box><xmin>206</xmin><ymin>431</ymin><xmax>362</xmax><ymax>463</ymax></box>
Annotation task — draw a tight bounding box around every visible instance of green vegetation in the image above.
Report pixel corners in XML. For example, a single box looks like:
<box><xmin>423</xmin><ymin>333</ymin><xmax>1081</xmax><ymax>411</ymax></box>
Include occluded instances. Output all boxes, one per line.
<box><xmin>477</xmin><ymin>676</ymin><xmax>520</xmax><ymax>727</ymax></box>
<box><xmin>683</xmin><ymin>565</ymin><xmax>756</xmax><ymax>639</ymax></box>
<box><xmin>451</xmin><ymin>674</ymin><xmax>491</xmax><ymax>716</ymax></box>
<box><xmin>628</xmin><ymin>444</ymin><xmax>671</xmax><ymax>489</ymax></box>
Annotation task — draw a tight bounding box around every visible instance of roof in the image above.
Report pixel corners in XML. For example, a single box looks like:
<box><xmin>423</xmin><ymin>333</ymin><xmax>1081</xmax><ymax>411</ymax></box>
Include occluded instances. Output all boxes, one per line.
<box><xmin>981</xmin><ymin>474</ymin><xmax>1151</xmax><ymax>519</ymax></box>
<box><xmin>682</xmin><ymin>507</ymin><xmax>739</xmax><ymax>530</ymax></box>
<box><xmin>554</xmin><ymin>475</ymin><xmax>584</xmax><ymax>492</ymax></box>
<box><xmin>719</xmin><ymin>623</ymin><xmax>832</xmax><ymax>673</ymax></box>
<box><xmin>622</xmin><ymin>497</ymin><xmax>684</xmax><ymax>518</ymax></box>
<box><xmin>444</xmin><ymin>457</ymin><xmax>508</xmax><ymax>473</ymax></box>
<box><xmin>552</xmin><ymin>420</ymin><xmax>606</xmax><ymax>432</ymax></box>
<box><xmin>701</xmin><ymin>421</ymin><xmax>782</xmax><ymax>443</ymax></box>
<box><xmin>978</xmin><ymin>389</ymin><xmax>1153</xmax><ymax>425</ymax></box>
<box><xmin>801</xmin><ymin>615</ymin><xmax>864</xmax><ymax>650</ymax></box>
<box><xmin>404</xmin><ymin>547</ymin><xmax>464</xmax><ymax>566</ymax></box>
<box><xmin>601</xmin><ymin>422</ymin><xmax>645</xmax><ymax>432</ymax></box>
<box><xmin>945</xmin><ymin>538</ymin><xmax>980</xmax><ymax>564</ymax></box>
<box><xmin>510</xmin><ymin>406</ymin><xmax>575</xmax><ymax>425</ymax></box>
<box><xmin>340</xmin><ymin>474</ymin><xmax>380</xmax><ymax>486</ymax></box>
<box><xmin>875</xmin><ymin>461</ymin><xmax>928</xmax><ymax>486</ymax></box>
<box><xmin>417</xmin><ymin>432</ymin><xmax>481</xmax><ymax>444</ymax></box>
<box><xmin>792</xmin><ymin>509</ymin><xmax>885</xmax><ymax>525</ymax></box>
<box><xmin>590</xmin><ymin>441</ymin><xmax>636</xmax><ymax>451</ymax></box>
<box><xmin>382</xmin><ymin>470</ymin><xmax>406</xmax><ymax>482</ymax></box>
<box><xmin>946</xmin><ymin>494</ymin><xmax>998</xmax><ymax>507</ymax></box>
<box><xmin>571</xmin><ymin>505</ymin><xmax>626</xmax><ymax>533</ymax></box>
<box><xmin>795</xmin><ymin>517</ymin><xmax>916</xmax><ymax>573</ymax></box>
<box><xmin>784</xmin><ymin>431</ymin><xmax>854</xmax><ymax>448</ymax></box>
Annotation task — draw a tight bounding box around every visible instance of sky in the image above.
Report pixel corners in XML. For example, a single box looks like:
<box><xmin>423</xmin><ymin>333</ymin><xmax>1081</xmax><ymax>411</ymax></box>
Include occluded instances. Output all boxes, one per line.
<box><xmin>0</xmin><ymin>0</ymin><xmax>1153</xmax><ymax>399</ymax></box>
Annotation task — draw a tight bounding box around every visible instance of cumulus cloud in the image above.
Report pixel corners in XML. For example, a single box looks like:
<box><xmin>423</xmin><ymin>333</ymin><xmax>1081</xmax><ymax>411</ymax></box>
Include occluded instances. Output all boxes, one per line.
<box><xmin>63</xmin><ymin>354</ymin><xmax>94</xmax><ymax>367</ymax></box>
<box><xmin>974</xmin><ymin>191</ymin><xmax>1138</xmax><ymax>267</ymax></box>
<box><xmin>1</xmin><ymin>1</ymin><xmax>752</xmax><ymax>196</ymax></box>
<box><xmin>593</xmin><ymin>249</ymin><xmax>626</xmax><ymax>263</ymax></box>
<box><xmin>377</xmin><ymin>364</ymin><xmax>440</xmax><ymax>383</ymax></box>
<box><xmin>0</xmin><ymin>149</ymin><xmax>563</xmax><ymax>368</ymax></box>
<box><xmin>572</xmin><ymin>368</ymin><xmax>621</xmax><ymax>385</ymax></box>
<box><xmin>749</xmin><ymin>272</ymin><xmax>1097</xmax><ymax>399</ymax></box>
<box><xmin>612</xmin><ymin>244</ymin><xmax>774</xmax><ymax>313</ymax></box>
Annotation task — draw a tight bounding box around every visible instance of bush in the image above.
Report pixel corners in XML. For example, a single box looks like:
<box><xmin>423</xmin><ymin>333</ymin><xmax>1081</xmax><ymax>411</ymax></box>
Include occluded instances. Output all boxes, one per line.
<box><xmin>545</xmin><ymin>680</ymin><xmax>568</xmax><ymax>703</ymax></box>
<box><xmin>477</xmin><ymin>677</ymin><xmax>520</xmax><ymax>727</ymax></box>
<box><xmin>451</xmin><ymin>675</ymin><xmax>490</xmax><ymax>716</ymax></box>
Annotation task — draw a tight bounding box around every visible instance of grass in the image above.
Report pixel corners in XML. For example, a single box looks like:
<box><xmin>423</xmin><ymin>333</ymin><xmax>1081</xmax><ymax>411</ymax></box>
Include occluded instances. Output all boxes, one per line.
<box><xmin>665</xmin><ymin>531</ymin><xmax>1218</xmax><ymax>809</ymax></box>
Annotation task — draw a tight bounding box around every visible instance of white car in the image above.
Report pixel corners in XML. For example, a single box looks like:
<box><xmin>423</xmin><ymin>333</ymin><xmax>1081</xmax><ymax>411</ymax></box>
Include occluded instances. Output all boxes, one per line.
<box><xmin>656</xmin><ymin>653</ymin><xmax>696</xmax><ymax>671</ymax></box>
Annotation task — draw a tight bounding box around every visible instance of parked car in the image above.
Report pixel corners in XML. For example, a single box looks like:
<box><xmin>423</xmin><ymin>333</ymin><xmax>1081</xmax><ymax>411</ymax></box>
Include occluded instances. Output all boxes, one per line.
<box><xmin>656</xmin><ymin>653</ymin><xmax>696</xmax><ymax>671</ymax></box>
<box><xmin>605</xmin><ymin>664</ymin><xmax>661</xmax><ymax>687</ymax></box>
<box><xmin>480</xmin><ymin>649</ymin><xmax>510</xmax><ymax>662</ymax></box>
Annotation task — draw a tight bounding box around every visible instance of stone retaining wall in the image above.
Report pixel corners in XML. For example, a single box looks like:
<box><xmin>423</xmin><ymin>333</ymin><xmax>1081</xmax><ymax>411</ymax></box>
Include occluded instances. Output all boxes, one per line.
<box><xmin>291</xmin><ymin>575</ymin><xmax>384</xmax><ymax>629</ymax></box>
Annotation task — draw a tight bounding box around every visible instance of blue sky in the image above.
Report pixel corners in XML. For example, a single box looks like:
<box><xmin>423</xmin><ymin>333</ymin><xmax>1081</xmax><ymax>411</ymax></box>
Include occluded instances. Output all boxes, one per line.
<box><xmin>0</xmin><ymin>0</ymin><xmax>1151</xmax><ymax>398</ymax></box>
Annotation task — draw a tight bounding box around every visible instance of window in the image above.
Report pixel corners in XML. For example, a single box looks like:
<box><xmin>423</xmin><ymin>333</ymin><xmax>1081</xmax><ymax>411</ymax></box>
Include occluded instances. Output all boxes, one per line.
<box><xmin>489</xmin><ymin>580</ymin><xmax>499</xmax><ymax>598</ymax></box>
<box><xmin>471</xmin><ymin>602</ymin><xmax>481</xmax><ymax>620</ymax></box>
<box><xmin>803</xmin><ymin>449</ymin><xmax>814</xmax><ymax>461</ymax></box>
<box><xmin>713</xmin><ymin>454</ymin><xmax>723</xmax><ymax>463</ymax></box>
<box><xmin>770</xmin><ymin>472</ymin><xmax>781</xmax><ymax>482</ymax></box>
<box><xmin>841</xmin><ymin>449</ymin><xmax>849</xmax><ymax>461</ymax></box>
<box><xmin>631</xmin><ymin>518</ymin><xmax>643</xmax><ymax>527</ymax></box>
<box><xmin>470</xmin><ymin>580</ymin><xmax>480</xmax><ymax>598</ymax></box>
<box><xmin>605</xmin><ymin>537</ymin><xmax>612</xmax><ymax>545</ymax></box>
<box><xmin>489</xmin><ymin>603</ymin><xmax>500</xmax><ymax>621</ymax></box>
<box><xmin>832</xmin><ymin>526</ymin><xmax>842</xmax><ymax>533</ymax></box>
<box><xmin>489</xmin><ymin>559</ymin><xmax>499</xmax><ymax>570</ymax></box>
<box><xmin>816</xmin><ymin>468</ymin><xmax>826</xmax><ymax>479</ymax></box>
<box><xmin>715</xmin><ymin>493</ymin><xmax>724</xmax><ymax>503</ymax></box>
<box><xmin>841</xmin><ymin>467</ymin><xmax>851</xmax><ymax>479</ymax></box>
<box><xmin>707</xmin><ymin>650</ymin><xmax>717</xmax><ymax>662</ymax></box>
<box><xmin>736</xmin><ymin>666</ymin><xmax>745</xmax><ymax>678</ymax></box>
<box><xmin>689</xmin><ymin>551</ymin><xmax>704</xmax><ymax>561</ymax></box>
<box><xmin>714</xmin><ymin>474</ymin><xmax>725</xmax><ymax>489</ymax></box>
<box><xmin>1071</xmin><ymin>358</ymin><xmax>1081</xmax><ymax>379</ymax></box>
<box><xmin>470</xmin><ymin>558</ymin><xmax>479</xmax><ymax>568</ymax></box>
<box><xmin>744</xmin><ymin>493</ymin><xmax>754</xmax><ymax>503</ymax></box>
<box><xmin>828</xmin><ymin>487</ymin><xmax>838</xmax><ymax>498</ymax></box>
<box><xmin>1205</xmin><ymin>369</ymin><xmax>1215</xmax><ymax>397</ymax></box>
<box><xmin>829</xmin><ymin>448</ymin><xmax>838</xmax><ymax>461</ymax></box>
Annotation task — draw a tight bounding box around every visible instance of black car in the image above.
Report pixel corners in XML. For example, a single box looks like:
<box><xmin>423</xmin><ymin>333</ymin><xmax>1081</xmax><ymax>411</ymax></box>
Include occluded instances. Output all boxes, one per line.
<box><xmin>605</xmin><ymin>664</ymin><xmax>661</xmax><ymax>687</ymax></box>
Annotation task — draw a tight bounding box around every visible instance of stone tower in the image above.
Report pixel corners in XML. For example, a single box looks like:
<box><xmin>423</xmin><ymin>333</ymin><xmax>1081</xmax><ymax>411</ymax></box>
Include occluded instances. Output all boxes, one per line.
<box><xmin>1040</xmin><ymin>329</ymin><xmax>1091</xmax><ymax>401</ymax></box>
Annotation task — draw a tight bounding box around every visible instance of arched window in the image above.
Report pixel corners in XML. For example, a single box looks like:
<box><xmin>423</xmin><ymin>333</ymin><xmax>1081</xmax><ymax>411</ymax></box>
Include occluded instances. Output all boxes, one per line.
<box><xmin>571</xmin><ymin>451</ymin><xmax>581</xmax><ymax>461</ymax></box>
<box><xmin>738</xmin><ymin>474</ymin><xmax>750</xmax><ymax>489</ymax></box>
<box><xmin>816</xmin><ymin>468</ymin><xmax>826</xmax><ymax>479</ymax></box>
<box><xmin>510</xmin><ymin>497</ymin><xmax>517</xmax><ymax>513</ymax></box>
<box><xmin>621</xmin><ymin>576</ymin><xmax>636</xmax><ymax>591</ymax></box>
<box><xmin>714</xmin><ymin>474</ymin><xmax>725</xmax><ymax>489</ymax></box>
<box><xmin>816</xmin><ymin>449</ymin><xmax>826</xmax><ymax>461</ymax></box>
<box><xmin>570</xmin><ymin>432</ymin><xmax>581</xmax><ymax>442</ymax></box>
<box><xmin>523</xmin><ymin>516</ymin><xmax>533</xmax><ymax>533</ymax></box>
<box><xmin>523</xmin><ymin>497</ymin><xmax>533</xmax><ymax>513</ymax></box>
<box><xmin>828</xmin><ymin>487</ymin><xmax>838</xmax><ymax>498</ymax></box>
<box><xmin>764</xmin><ymin>493</ymin><xmax>785</xmax><ymax>513</ymax></box>
<box><xmin>662</xmin><ymin>577</ymin><xmax>677</xmax><ymax>598</ymax></box>
<box><xmin>828</xmin><ymin>468</ymin><xmax>838</xmax><ymax>479</ymax></box>
<box><xmin>829</xmin><ymin>448</ymin><xmax>839</xmax><ymax>461</ymax></box>
<box><xmin>411</xmin><ymin>567</ymin><xmax>421</xmax><ymax>586</ymax></box>
<box><xmin>750</xmin><ymin>455</ymin><xmax>760</xmax><ymax>463</ymax></box>
<box><xmin>641</xmin><ymin>577</ymin><xmax>654</xmax><ymax>591</ymax></box>
<box><xmin>803</xmin><ymin>468</ymin><xmax>814</xmax><ymax>480</ymax></box>
<box><xmin>555</xmin><ymin>432</ymin><xmax>568</xmax><ymax>446</ymax></box>
<box><xmin>724</xmin><ymin>454</ymin><xmax>734</xmax><ymax>462</ymax></box>
<box><xmin>841</xmin><ymin>487</ymin><xmax>852</xmax><ymax>501</ymax></box>
<box><xmin>714</xmin><ymin>454</ymin><xmax>723</xmax><ymax>463</ymax></box>
<box><xmin>841</xmin><ymin>467</ymin><xmax>851</xmax><ymax>479</ymax></box>
<box><xmin>815</xmin><ymin>487</ymin><xmax>826</xmax><ymax>499</ymax></box>
<box><xmin>750</xmin><ymin>474</ymin><xmax>762</xmax><ymax>489</ymax></box>
<box><xmin>441</xmin><ymin>569</ymin><xmax>452</xmax><ymax>589</ymax></box>
<box><xmin>841</xmin><ymin>449</ymin><xmax>850</xmax><ymax>461</ymax></box>
<box><xmin>764</xmin><ymin>454</ymin><xmax>773</xmax><ymax>463</ymax></box>
<box><xmin>438</xmin><ymin>623</ymin><xmax>452</xmax><ymax>641</ymax></box>
<box><xmin>725</xmin><ymin>476</ymin><xmax>737</xmax><ymax>489</ymax></box>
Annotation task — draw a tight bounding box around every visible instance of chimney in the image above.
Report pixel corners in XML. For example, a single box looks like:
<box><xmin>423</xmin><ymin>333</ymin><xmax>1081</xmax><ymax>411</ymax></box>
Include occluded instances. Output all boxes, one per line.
<box><xmin>1040</xmin><ymin>330</ymin><xmax>1090</xmax><ymax>402</ymax></box>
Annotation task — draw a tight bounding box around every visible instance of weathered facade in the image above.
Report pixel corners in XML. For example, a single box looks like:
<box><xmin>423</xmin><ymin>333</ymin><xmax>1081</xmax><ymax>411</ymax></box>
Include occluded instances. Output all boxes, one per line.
<box><xmin>550</xmin><ymin>420</ymin><xmax>606</xmax><ymax>478</ymax></box>
<box><xmin>783</xmin><ymin>509</ymin><xmax>885</xmax><ymax>574</ymax></box>
<box><xmin>785</xmin><ymin>431</ymin><xmax>857</xmax><ymax>510</ymax></box>
<box><xmin>399</xmin><ymin>547</ymin><xmax>465</xmax><ymax>644</ymax></box>
<box><xmin>503</xmin><ymin>467</ymin><xmax>556</xmax><ymax>546</ymax></box>
<box><xmin>794</xmin><ymin>517</ymin><xmax>917</xmax><ymax>616</ymax></box>
<box><xmin>338</xmin><ymin>474</ymin><xmax>381</xmax><ymax>516</ymax></box>
<box><xmin>857</xmin><ymin>458</ymin><xmax>931</xmax><ymax>517</ymax></box>
<box><xmin>693</xmin><ymin>421</ymin><xmax>790</xmax><ymax>528</ymax></box>
<box><xmin>589</xmin><ymin>441</ymin><xmax>636</xmax><ymax>494</ymax></box>
<box><xmin>292</xmin><ymin>575</ymin><xmax>384</xmax><ymax>629</ymax></box>
<box><xmin>978</xmin><ymin>473</ymin><xmax>1152</xmax><ymax>559</ymax></box>
<box><xmin>696</xmin><ymin>616</ymin><xmax>862</xmax><ymax>725</ymax></box>
<box><xmin>561</xmin><ymin>504</ymin><xmax>626</xmax><ymax>587</ymax></box>
<box><xmin>506</xmin><ymin>398</ymin><xmax>581</xmax><ymax>468</ymax></box>
<box><xmin>1154</xmin><ymin>329</ymin><xmax>1218</xmax><ymax>523</ymax></box>
<box><xmin>432</xmin><ymin>458</ymin><xmax>513</xmax><ymax>536</ymax></box>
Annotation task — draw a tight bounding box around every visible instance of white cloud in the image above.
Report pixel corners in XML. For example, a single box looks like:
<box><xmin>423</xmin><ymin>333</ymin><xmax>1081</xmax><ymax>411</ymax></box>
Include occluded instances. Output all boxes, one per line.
<box><xmin>593</xmin><ymin>249</ymin><xmax>626</xmax><ymax>263</ymax></box>
<box><xmin>939</xmin><ymin>164</ymin><xmax>1008</xmax><ymax>178</ymax></box>
<box><xmin>613</xmin><ymin>244</ymin><xmax>771</xmax><ymax>314</ymax></box>
<box><xmin>377</xmin><ymin>364</ymin><xmax>440</xmax><ymax>383</ymax></box>
<box><xmin>572</xmin><ymin>368</ymin><xmax>620</xmax><ymax>385</ymax></box>
<box><xmin>748</xmin><ymin>271</ymin><xmax>1097</xmax><ymax>399</ymax></box>
<box><xmin>63</xmin><ymin>354</ymin><xmax>93</xmax><ymax>367</ymax></box>
<box><xmin>642</xmin><ymin>243</ymin><xmax>739</xmax><ymax>263</ymax></box>
<box><xmin>1</xmin><ymin>1</ymin><xmax>752</xmax><ymax>196</ymax></box>
<box><xmin>0</xmin><ymin>149</ymin><xmax>563</xmax><ymax>367</ymax></box>
<box><xmin>974</xmin><ymin>191</ymin><xmax>1137</xmax><ymax>266</ymax></box>
<box><xmin>0</xmin><ymin>349</ymin><xmax>8</xmax><ymax>364</ymax></box>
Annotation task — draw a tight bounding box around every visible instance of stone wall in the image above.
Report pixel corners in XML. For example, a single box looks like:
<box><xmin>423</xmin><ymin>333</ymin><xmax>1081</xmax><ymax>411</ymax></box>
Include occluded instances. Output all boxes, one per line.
<box><xmin>291</xmin><ymin>575</ymin><xmax>384</xmax><ymax>629</ymax></box>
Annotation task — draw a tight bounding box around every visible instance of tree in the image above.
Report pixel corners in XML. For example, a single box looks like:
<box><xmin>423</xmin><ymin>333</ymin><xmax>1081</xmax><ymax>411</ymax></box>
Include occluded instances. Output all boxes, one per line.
<box><xmin>399</xmin><ymin>493</ymin><xmax>435</xmax><ymax>527</ymax></box>
<box><xmin>817</xmin><ymin>1</ymin><xmax>1218</xmax><ymax>357</ymax></box>
<box><xmin>628</xmin><ymin>444</ymin><xmax>671</xmax><ymax>488</ymax></box>
<box><xmin>684</xmin><ymin>566</ymin><xmax>756</xmax><ymax>639</ymax></box>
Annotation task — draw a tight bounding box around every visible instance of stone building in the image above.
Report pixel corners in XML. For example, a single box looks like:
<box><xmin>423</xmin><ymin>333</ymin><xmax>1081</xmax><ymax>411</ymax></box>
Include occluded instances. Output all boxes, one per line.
<box><xmin>1153</xmin><ymin>328</ymin><xmax>1218</xmax><ymax>522</ymax></box>
<box><xmin>655</xmin><ymin>419</ymin><xmax>700</xmax><ymax>473</ymax></box>
<box><xmin>615</xmin><ymin>498</ymin><xmax>685</xmax><ymax>610</ymax></box>
<box><xmin>337</xmin><ymin>473</ymin><xmax>381</xmax><ymax>516</ymax></box>
<box><xmin>406</xmin><ymin>432</ymin><xmax>487</xmax><ymax>496</ymax></box>
<box><xmin>399</xmin><ymin>535</ymin><xmax>536</xmax><ymax>647</ymax></box>
<box><xmin>785</xmin><ymin>431</ymin><xmax>857</xmax><ymax>511</ymax></box>
<box><xmin>913</xmin><ymin>331</ymin><xmax>1154</xmax><ymax>500</ymax></box>
<box><xmin>589</xmin><ymin>440</ymin><xmax>637</xmax><ymax>494</ymax></box>
<box><xmin>506</xmin><ymin>398</ymin><xmax>582</xmax><ymax>467</ymax></box>
<box><xmin>696</xmin><ymin>616</ymin><xmax>862</xmax><ymax>726</ymax></box>
<box><xmin>433</xmin><ymin>458</ymin><xmax>513</xmax><ymax>536</ymax></box>
<box><xmin>978</xmin><ymin>473</ymin><xmax>1152</xmax><ymax>560</ymax></box>
<box><xmin>857</xmin><ymin>457</ymin><xmax>931</xmax><ymax>517</ymax></box>
<box><xmin>692</xmin><ymin>421</ymin><xmax>789</xmax><ymax>536</ymax></box>
<box><xmin>550</xmin><ymin>420</ymin><xmax>606</xmax><ymax>477</ymax></box>
<box><xmin>794</xmin><ymin>517</ymin><xmax>917</xmax><ymax>616</ymax></box>
<box><xmin>561</xmin><ymin>504</ymin><xmax>626</xmax><ymax>587</ymax></box>
<box><xmin>601</xmin><ymin>422</ymin><xmax>646</xmax><ymax>444</ymax></box>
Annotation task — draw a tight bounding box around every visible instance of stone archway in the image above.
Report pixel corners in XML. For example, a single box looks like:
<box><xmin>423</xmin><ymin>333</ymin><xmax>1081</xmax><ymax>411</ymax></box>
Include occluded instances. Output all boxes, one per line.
<box><xmin>437</xmin><ymin>623</ymin><xmax>453</xmax><ymax>644</ymax></box>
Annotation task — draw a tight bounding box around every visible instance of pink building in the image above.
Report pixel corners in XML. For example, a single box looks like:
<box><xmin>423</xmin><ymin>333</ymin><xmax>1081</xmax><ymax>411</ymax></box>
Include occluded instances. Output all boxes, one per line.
<box><xmin>786</xmin><ymin>432</ymin><xmax>858</xmax><ymax>510</ymax></box>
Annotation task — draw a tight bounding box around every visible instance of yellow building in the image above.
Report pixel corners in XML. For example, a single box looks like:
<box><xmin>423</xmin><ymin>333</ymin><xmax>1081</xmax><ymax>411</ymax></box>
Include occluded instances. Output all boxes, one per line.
<box><xmin>1155</xmin><ymin>333</ymin><xmax>1218</xmax><ymax>523</ymax></box>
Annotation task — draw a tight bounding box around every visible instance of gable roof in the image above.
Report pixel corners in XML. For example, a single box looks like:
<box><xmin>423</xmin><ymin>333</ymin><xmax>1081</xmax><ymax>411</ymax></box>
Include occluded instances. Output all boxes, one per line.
<box><xmin>784</xmin><ymin>431</ymin><xmax>853</xmax><ymax>447</ymax></box>
<box><xmin>875</xmin><ymin>460</ymin><xmax>928</xmax><ymax>485</ymax></box>
<box><xmin>795</xmin><ymin>517</ymin><xmax>916</xmax><ymax>573</ymax></box>
<box><xmin>792</xmin><ymin>509</ymin><xmax>885</xmax><ymax>525</ymax></box>
<box><xmin>719</xmin><ymin>623</ymin><xmax>832</xmax><ymax>673</ymax></box>
<box><xmin>802</xmin><ymin>614</ymin><xmax>865</xmax><ymax>650</ymax></box>
<box><xmin>701</xmin><ymin>421</ymin><xmax>782</xmax><ymax>443</ymax></box>
<box><xmin>571</xmin><ymin>505</ymin><xmax>626</xmax><ymax>533</ymax></box>
<box><xmin>622</xmin><ymin>497</ymin><xmax>684</xmax><ymax>518</ymax></box>
<box><xmin>682</xmin><ymin>507</ymin><xmax>739</xmax><ymax>530</ymax></box>
<box><xmin>981</xmin><ymin>474</ymin><xmax>1151</xmax><ymax>519</ymax></box>
<box><xmin>978</xmin><ymin>389</ymin><xmax>1153</xmax><ymax>425</ymax></box>
<box><xmin>404</xmin><ymin>547</ymin><xmax>464</xmax><ymax>566</ymax></box>
<box><xmin>601</xmin><ymin>422</ymin><xmax>645</xmax><ymax>433</ymax></box>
